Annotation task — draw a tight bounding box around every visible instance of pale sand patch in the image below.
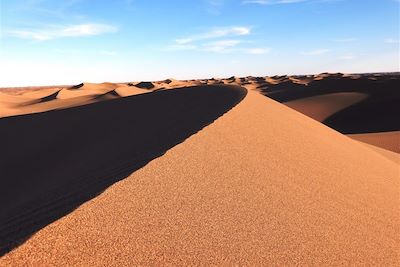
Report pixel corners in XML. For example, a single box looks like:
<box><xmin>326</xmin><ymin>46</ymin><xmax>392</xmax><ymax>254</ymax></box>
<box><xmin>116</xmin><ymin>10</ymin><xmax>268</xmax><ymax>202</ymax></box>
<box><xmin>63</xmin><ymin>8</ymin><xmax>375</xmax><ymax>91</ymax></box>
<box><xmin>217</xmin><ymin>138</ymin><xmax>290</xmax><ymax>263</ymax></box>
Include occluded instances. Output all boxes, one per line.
<box><xmin>114</xmin><ymin>86</ymin><xmax>152</xmax><ymax>97</ymax></box>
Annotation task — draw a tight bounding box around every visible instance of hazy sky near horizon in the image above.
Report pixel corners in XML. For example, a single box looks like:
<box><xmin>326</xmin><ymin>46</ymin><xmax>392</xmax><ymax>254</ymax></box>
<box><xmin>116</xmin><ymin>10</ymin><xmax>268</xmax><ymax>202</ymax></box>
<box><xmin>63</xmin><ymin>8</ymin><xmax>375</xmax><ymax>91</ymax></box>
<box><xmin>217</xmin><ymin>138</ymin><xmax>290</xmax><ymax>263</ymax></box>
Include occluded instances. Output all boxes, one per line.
<box><xmin>0</xmin><ymin>0</ymin><xmax>399</xmax><ymax>86</ymax></box>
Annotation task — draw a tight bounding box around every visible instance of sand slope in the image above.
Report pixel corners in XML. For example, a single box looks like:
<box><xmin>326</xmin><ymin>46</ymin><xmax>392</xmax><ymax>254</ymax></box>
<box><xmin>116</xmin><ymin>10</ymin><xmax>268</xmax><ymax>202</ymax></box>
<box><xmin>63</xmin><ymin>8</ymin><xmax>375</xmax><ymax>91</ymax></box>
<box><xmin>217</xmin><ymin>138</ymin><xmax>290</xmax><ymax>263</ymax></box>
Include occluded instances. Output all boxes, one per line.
<box><xmin>260</xmin><ymin>73</ymin><xmax>400</xmax><ymax>134</ymax></box>
<box><xmin>284</xmin><ymin>92</ymin><xmax>368</xmax><ymax>122</ymax></box>
<box><xmin>349</xmin><ymin>131</ymin><xmax>400</xmax><ymax>153</ymax></box>
<box><xmin>0</xmin><ymin>84</ymin><xmax>151</xmax><ymax>118</ymax></box>
<box><xmin>1</xmin><ymin>88</ymin><xmax>398</xmax><ymax>266</ymax></box>
<box><xmin>357</xmin><ymin>142</ymin><xmax>399</xmax><ymax>164</ymax></box>
<box><xmin>0</xmin><ymin>85</ymin><xmax>246</xmax><ymax>255</ymax></box>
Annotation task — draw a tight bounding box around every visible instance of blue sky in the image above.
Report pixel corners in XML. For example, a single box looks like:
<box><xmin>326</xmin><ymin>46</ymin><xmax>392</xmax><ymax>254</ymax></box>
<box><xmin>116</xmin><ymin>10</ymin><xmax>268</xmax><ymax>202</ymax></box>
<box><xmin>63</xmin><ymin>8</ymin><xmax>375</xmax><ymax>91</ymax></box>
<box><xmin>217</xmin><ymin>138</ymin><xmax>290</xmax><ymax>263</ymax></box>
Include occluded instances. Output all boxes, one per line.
<box><xmin>0</xmin><ymin>0</ymin><xmax>399</xmax><ymax>86</ymax></box>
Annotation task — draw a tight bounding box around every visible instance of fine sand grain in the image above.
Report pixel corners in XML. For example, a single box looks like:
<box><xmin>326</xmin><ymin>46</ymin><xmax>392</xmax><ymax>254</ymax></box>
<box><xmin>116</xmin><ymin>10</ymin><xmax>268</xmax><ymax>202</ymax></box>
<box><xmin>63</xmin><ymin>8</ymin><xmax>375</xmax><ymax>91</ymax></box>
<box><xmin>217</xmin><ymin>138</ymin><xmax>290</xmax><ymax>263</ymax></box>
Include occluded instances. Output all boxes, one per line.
<box><xmin>284</xmin><ymin>92</ymin><xmax>368</xmax><ymax>122</ymax></box>
<box><xmin>356</xmin><ymin>142</ymin><xmax>400</xmax><ymax>164</ymax></box>
<box><xmin>349</xmin><ymin>131</ymin><xmax>400</xmax><ymax>153</ymax></box>
<box><xmin>1</xmin><ymin>88</ymin><xmax>399</xmax><ymax>266</ymax></box>
<box><xmin>0</xmin><ymin>85</ymin><xmax>246</xmax><ymax>255</ymax></box>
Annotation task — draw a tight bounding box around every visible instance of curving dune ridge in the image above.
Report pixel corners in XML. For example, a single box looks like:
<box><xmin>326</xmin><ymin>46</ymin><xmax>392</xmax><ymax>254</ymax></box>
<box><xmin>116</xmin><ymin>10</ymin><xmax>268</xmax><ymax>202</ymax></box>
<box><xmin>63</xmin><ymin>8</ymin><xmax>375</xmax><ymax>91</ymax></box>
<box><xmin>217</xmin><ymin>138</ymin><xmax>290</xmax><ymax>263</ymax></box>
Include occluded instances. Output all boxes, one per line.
<box><xmin>0</xmin><ymin>80</ymin><xmax>399</xmax><ymax>265</ymax></box>
<box><xmin>0</xmin><ymin>85</ymin><xmax>246</xmax><ymax>255</ymax></box>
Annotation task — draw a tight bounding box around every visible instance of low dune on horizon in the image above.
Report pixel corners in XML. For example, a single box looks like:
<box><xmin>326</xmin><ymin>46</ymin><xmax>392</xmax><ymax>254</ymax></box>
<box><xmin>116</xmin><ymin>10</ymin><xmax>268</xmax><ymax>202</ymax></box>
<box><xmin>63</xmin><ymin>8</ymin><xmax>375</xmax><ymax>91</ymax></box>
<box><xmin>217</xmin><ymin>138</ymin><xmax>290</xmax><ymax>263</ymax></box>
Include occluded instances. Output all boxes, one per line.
<box><xmin>0</xmin><ymin>73</ymin><xmax>399</xmax><ymax>265</ymax></box>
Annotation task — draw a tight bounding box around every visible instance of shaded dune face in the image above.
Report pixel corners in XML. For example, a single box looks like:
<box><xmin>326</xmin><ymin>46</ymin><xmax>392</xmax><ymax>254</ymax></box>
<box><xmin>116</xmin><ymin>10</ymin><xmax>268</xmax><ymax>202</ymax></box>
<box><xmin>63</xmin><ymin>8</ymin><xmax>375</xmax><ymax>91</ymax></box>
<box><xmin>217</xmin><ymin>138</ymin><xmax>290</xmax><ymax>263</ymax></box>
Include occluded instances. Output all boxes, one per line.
<box><xmin>0</xmin><ymin>85</ymin><xmax>247</xmax><ymax>255</ymax></box>
<box><xmin>1</xmin><ymin>89</ymin><xmax>398</xmax><ymax>266</ymax></box>
<box><xmin>349</xmin><ymin>131</ymin><xmax>400</xmax><ymax>153</ymax></box>
<box><xmin>284</xmin><ymin>92</ymin><xmax>368</xmax><ymax>122</ymax></box>
<box><xmin>262</xmin><ymin>75</ymin><xmax>400</xmax><ymax>134</ymax></box>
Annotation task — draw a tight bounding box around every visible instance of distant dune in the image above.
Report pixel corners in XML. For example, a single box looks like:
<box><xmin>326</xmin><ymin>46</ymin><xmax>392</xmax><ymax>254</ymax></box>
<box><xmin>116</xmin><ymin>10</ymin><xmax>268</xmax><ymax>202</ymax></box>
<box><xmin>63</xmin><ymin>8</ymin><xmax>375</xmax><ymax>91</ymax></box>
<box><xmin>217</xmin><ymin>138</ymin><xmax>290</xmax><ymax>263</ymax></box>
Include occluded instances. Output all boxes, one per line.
<box><xmin>0</xmin><ymin>73</ymin><xmax>399</xmax><ymax>265</ymax></box>
<box><xmin>349</xmin><ymin>131</ymin><xmax>400</xmax><ymax>153</ymax></box>
<box><xmin>254</xmin><ymin>73</ymin><xmax>399</xmax><ymax>134</ymax></box>
<box><xmin>284</xmin><ymin>92</ymin><xmax>368</xmax><ymax>122</ymax></box>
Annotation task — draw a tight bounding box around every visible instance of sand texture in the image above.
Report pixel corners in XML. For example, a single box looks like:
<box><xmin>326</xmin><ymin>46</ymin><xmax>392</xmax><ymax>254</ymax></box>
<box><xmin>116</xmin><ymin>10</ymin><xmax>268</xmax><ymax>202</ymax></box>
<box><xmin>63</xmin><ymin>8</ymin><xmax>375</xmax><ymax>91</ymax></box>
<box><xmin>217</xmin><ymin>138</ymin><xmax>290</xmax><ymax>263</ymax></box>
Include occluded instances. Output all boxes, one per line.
<box><xmin>349</xmin><ymin>131</ymin><xmax>400</xmax><ymax>153</ymax></box>
<box><xmin>0</xmin><ymin>73</ymin><xmax>399</xmax><ymax>265</ymax></box>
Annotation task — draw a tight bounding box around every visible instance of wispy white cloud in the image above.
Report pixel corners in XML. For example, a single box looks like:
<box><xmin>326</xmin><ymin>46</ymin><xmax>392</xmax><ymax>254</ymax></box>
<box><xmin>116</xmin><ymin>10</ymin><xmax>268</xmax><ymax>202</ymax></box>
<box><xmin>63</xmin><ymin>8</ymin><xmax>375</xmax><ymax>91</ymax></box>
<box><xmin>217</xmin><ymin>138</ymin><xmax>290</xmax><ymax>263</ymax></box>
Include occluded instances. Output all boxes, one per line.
<box><xmin>339</xmin><ymin>54</ymin><xmax>355</xmax><ymax>60</ymax></box>
<box><xmin>334</xmin><ymin>38</ymin><xmax>357</xmax><ymax>42</ymax></box>
<box><xmin>8</xmin><ymin>0</ymin><xmax>88</xmax><ymax>21</ymax></box>
<box><xmin>301</xmin><ymin>49</ymin><xmax>330</xmax><ymax>55</ymax></box>
<box><xmin>244</xmin><ymin>47</ymin><xmax>271</xmax><ymax>54</ymax></box>
<box><xmin>175</xmin><ymin>26</ymin><xmax>251</xmax><ymax>44</ymax></box>
<box><xmin>101</xmin><ymin>50</ymin><xmax>117</xmax><ymax>56</ymax></box>
<box><xmin>7</xmin><ymin>23</ymin><xmax>118</xmax><ymax>41</ymax></box>
<box><xmin>203</xmin><ymin>39</ymin><xmax>242</xmax><ymax>52</ymax></box>
<box><xmin>52</xmin><ymin>48</ymin><xmax>80</xmax><ymax>54</ymax></box>
<box><xmin>169</xmin><ymin>26</ymin><xmax>269</xmax><ymax>54</ymax></box>
<box><xmin>385</xmin><ymin>38</ymin><xmax>400</xmax><ymax>44</ymax></box>
<box><xmin>166</xmin><ymin>44</ymin><xmax>198</xmax><ymax>51</ymax></box>
<box><xmin>207</xmin><ymin>0</ymin><xmax>225</xmax><ymax>6</ymax></box>
<box><xmin>205</xmin><ymin>0</ymin><xmax>225</xmax><ymax>14</ymax></box>
<box><xmin>170</xmin><ymin>26</ymin><xmax>250</xmax><ymax>53</ymax></box>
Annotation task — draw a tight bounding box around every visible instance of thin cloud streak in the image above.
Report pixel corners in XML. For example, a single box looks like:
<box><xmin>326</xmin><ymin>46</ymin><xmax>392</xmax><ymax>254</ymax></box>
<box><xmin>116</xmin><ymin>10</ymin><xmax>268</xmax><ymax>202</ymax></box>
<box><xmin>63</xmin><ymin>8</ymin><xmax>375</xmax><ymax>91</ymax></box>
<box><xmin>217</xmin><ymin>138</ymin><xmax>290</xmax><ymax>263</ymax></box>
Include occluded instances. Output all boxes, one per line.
<box><xmin>169</xmin><ymin>26</ymin><xmax>268</xmax><ymax>54</ymax></box>
<box><xmin>175</xmin><ymin>26</ymin><xmax>251</xmax><ymax>44</ymax></box>
<box><xmin>203</xmin><ymin>39</ymin><xmax>242</xmax><ymax>52</ymax></box>
<box><xmin>301</xmin><ymin>49</ymin><xmax>331</xmax><ymax>55</ymax></box>
<box><xmin>205</xmin><ymin>0</ymin><xmax>225</xmax><ymax>14</ymax></box>
<box><xmin>334</xmin><ymin>38</ymin><xmax>357</xmax><ymax>42</ymax></box>
<box><xmin>101</xmin><ymin>50</ymin><xmax>118</xmax><ymax>56</ymax></box>
<box><xmin>339</xmin><ymin>54</ymin><xmax>355</xmax><ymax>60</ymax></box>
<box><xmin>7</xmin><ymin>23</ymin><xmax>118</xmax><ymax>41</ymax></box>
<box><xmin>385</xmin><ymin>38</ymin><xmax>400</xmax><ymax>44</ymax></box>
<box><xmin>244</xmin><ymin>47</ymin><xmax>271</xmax><ymax>54</ymax></box>
<box><xmin>165</xmin><ymin>26</ymin><xmax>270</xmax><ymax>55</ymax></box>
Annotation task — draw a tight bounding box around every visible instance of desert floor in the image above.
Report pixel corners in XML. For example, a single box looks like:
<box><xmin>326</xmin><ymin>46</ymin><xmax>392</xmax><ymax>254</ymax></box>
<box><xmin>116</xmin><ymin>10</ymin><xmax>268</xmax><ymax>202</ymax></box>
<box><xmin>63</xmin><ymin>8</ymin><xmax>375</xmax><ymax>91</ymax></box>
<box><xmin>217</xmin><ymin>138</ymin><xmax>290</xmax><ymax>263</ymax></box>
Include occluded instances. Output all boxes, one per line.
<box><xmin>0</xmin><ymin>73</ymin><xmax>399</xmax><ymax>265</ymax></box>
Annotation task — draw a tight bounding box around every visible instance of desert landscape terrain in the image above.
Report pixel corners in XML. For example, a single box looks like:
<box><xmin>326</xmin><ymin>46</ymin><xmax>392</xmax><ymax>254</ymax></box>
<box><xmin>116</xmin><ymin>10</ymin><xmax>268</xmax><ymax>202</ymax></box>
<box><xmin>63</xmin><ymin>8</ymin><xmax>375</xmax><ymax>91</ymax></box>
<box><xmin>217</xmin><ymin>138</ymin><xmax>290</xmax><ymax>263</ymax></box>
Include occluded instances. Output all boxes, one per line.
<box><xmin>0</xmin><ymin>73</ymin><xmax>399</xmax><ymax>265</ymax></box>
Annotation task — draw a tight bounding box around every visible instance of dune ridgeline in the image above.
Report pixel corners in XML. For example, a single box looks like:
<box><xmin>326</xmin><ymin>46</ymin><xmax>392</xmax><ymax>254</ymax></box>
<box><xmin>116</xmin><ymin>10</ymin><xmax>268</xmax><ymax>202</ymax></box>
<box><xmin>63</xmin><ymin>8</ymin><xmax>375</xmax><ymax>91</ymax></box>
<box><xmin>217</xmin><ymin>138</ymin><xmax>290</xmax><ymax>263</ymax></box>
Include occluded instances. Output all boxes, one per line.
<box><xmin>0</xmin><ymin>73</ymin><xmax>399</xmax><ymax>265</ymax></box>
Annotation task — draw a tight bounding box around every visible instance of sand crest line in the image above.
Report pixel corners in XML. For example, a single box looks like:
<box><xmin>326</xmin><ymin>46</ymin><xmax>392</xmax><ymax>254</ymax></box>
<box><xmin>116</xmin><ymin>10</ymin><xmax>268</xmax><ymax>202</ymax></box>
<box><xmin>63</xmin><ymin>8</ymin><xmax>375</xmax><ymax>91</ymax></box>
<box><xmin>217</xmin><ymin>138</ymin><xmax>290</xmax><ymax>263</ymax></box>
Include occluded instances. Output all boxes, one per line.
<box><xmin>0</xmin><ymin>85</ymin><xmax>247</xmax><ymax>255</ymax></box>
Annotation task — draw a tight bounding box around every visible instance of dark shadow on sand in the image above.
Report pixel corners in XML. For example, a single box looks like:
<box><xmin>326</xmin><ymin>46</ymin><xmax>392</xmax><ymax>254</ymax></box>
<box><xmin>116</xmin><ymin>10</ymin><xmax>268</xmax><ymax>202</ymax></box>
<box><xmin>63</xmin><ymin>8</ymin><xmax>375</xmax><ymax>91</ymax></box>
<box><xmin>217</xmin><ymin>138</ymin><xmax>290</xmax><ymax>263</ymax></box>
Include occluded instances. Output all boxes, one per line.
<box><xmin>261</xmin><ymin>75</ymin><xmax>400</xmax><ymax>134</ymax></box>
<box><xmin>0</xmin><ymin>85</ymin><xmax>247</xmax><ymax>255</ymax></box>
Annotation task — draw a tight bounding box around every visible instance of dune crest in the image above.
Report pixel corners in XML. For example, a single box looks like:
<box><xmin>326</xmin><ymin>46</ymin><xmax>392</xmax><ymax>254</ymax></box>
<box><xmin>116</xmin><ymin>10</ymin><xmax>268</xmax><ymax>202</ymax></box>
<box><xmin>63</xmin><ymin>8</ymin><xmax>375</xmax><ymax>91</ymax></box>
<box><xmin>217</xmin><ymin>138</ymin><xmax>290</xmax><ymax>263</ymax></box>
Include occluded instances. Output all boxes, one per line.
<box><xmin>1</xmin><ymin>88</ymin><xmax>398</xmax><ymax>266</ymax></box>
<box><xmin>0</xmin><ymin>85</ymin><xmax>246</xmax><ymax>256</ymax></box>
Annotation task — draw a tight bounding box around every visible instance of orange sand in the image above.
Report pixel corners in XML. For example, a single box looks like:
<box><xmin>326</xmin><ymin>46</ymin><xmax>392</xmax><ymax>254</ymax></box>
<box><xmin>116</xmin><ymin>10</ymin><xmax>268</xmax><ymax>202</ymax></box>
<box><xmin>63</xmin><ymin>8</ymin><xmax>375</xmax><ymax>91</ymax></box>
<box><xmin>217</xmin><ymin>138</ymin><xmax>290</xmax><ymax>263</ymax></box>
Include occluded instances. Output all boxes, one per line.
<box><xmin>1</xmin><ymin>86</ymin><xmax>399</xmax><ymax>265</ymax></box>
<box><xmin>284</xmin><ymin>92</ymin><xmax>368</xmax><ymax>122</ymax></box>
<box><xmin>349</xmin><ymin>131</ymin><xmax>400</xmax><ymax>153</ymax></box>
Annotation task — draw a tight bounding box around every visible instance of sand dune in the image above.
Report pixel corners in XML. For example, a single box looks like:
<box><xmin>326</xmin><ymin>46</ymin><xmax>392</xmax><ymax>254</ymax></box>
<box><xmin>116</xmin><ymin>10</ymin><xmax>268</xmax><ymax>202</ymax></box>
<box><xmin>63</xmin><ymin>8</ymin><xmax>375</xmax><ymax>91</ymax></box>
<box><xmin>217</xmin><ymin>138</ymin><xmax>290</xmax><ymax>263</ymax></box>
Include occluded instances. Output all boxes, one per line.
<box><xmin>0</xmin><ymin>86</ymin><xmax>67</xmax><ymax>96</ymax></box>
<box><xmin>57</xmin><ymin>88</ymin><xmax>101</xmax><ymax>99</ymax></box>
<box><xmin>21</xmin><ymin>88</ymin><xmax>61</xmax><ymax>99</ymax></box>
<box><xmin>238</xmin><ymin>73</ymin><xmax>399</xmax><ymax>152</ymax></box>
<box><xmin>0</xmin><ymin>95</ymin><xmax>103</xmax><ymax>117</ymax></box>
<box><xmin>0</xmin><ymin>92</ymin><xmax>41</xmax><ymax>117</ymax></box>
<box><xmin>284</xmin><ymin>92</ymin><xmax>368</xmax><ymax>122</ymax></box>
<box><xmin>0</xmin><ymin>85</ymin><xmax>246</xmax><ymax>256</ymax></box>
<box><xmin>0</xmin><ymin>83</ymin><xmax>135</xmax><ymax>117</ymax></box>
<box><xmin>349</xmin><ymin>131</ymin><xmax>400</xmax><ymax>153</ymax></box>
<box><xmin>0</xmin><ymin>73</ymin><xmax>399</xmax><ymax>265</ymax></box>
<box><xmin>114</xmin><ymin>86</ymin><xmax>153</xmax><ymax>97</ymax></box>
<box><xmin>133</xmin><ymin>81</ymin><xmax>155</xmax><ymax>89</ymax></box>
<box><xmin>260</xmin><ymin>73</ymin><xmax>399</xmax><ymax>134</ymax></box>
<box><xmin>154</xmin><ymin>78</ymin><xmax>194</xmax><ymax>89</ymax></box>
<box><xmin>0</xmin><ymin>92</ymin><xmax>37</xmax><ymax>105</ymax></box>
<box><xmin>78</xmin><ymin>82</ymin><xmax>120</xmax><ymax>91</ymax></box>
<box><xmin>357</xmin><ymin>142</ymin><xmax>399</xmax><ymax>164</ymax></box>
<box><xmin>58</xmin><ymin>83</ymin><xmax>120</xmax><ymax>99</ymax></box>
<box><xmin>1</xmin><ymin>85</ymin><xmax>399</xmax><ymax>265</ymax></box>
